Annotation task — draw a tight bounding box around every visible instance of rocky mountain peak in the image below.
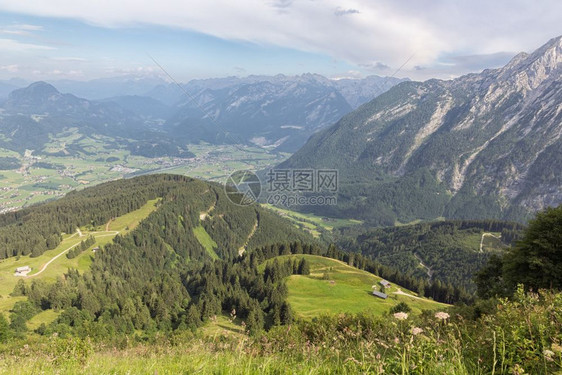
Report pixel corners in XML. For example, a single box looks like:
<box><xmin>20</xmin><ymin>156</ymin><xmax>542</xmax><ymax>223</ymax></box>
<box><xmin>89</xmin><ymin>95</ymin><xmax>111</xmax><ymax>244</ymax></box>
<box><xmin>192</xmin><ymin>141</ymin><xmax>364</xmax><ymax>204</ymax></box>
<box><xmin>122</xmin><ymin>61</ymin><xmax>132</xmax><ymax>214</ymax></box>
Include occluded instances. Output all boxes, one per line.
<box><xmin>499</xmin><ymin>35</ymin><xmax>562</xmax><ymax>91</ymax></box>
<box><xmin>278</xmin><ymin>35</ymin><xmax>562</xmax><ymax>224</ymax></box>
<box><xmin>8</xmin><ymin>81</ymin><xmax>61</xmax><ymax>102</ymax></box>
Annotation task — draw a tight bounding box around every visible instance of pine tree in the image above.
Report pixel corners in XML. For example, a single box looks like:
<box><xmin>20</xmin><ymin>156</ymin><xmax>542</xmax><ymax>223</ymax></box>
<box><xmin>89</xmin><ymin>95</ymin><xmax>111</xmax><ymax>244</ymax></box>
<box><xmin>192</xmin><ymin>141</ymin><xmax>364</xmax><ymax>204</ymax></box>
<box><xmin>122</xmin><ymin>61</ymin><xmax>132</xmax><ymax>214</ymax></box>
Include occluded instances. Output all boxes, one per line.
<box><xmin>0</xmin><ymin>313</ymin><xmax>10</xmax><ymax>343</ymax></box>
<box><xmin>280</xmin><ymin>302</ymin><xmax>293</xmax><ymax>325</ymax></box>
<box><xmin>298</xmin><ymin>258</ymin><xmax>310</xmax><ymax>275</ymax></box>
<box><xmin>503</xmin><ymin>205</ymin><xmax>562</xmax><ymax>291</ymax></box>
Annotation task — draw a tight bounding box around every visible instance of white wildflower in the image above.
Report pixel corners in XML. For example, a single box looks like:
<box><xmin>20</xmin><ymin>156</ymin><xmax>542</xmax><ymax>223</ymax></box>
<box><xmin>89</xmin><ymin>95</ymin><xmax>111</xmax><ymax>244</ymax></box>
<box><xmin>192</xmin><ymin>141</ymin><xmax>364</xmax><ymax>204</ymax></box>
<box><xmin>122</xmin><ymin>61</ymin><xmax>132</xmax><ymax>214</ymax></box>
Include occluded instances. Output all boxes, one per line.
<box><xmin>393</xmin><ymin>312</ymin><xmax>408</xmax><ymax>320</ymax></box>
<box><xmin>434</xmin><ymin>311</ymin><xmax>450</xmax><ymax>320</ymax></box>
<box><xmin>411</xmin><ymin>327</ymin><xmax>423</xmax><ymax>336</ymax></box>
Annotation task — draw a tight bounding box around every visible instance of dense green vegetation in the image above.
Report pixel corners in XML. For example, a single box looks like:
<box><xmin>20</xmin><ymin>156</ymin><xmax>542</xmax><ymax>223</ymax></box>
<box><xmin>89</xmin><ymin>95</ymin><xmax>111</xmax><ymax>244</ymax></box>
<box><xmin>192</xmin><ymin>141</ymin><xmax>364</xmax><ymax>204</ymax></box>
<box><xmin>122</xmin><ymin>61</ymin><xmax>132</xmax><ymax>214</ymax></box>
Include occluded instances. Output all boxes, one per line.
<box><xmin>336</xmin><ymin>219</ymin><xmax>524</xmax><ymax>291</ymax></box>
<box><xmin>0</xmin><ymin>175</ymin><xmax>467</xmax><ymax>343</ymax></box>
<box><xmin>0</xmin><ymin>175</ymin><xmax>317</xmax><ymax>337</ymax></box>
<box><xmin>1</xmin><ymin>286</ymin><xmax>561</xmax><ymax>374</ymax></box>
<box><xmin>476</xmin><ymin>205</ymin><xmax>562</xmax><ymax>299</ymax></box>
<box><xmin>65</xmin><ymin>236</ymin><xmax>96</xmax><ymax>259</ymax></box>
<box><xmin>0</xmin><ymin>174</ymin><xmax>560</xmax><ymax>374</ymax></box>
<box><xmin>0</xmin><ymin>175</ymin><xmax>171</xmax><ymax>259</ymax></box>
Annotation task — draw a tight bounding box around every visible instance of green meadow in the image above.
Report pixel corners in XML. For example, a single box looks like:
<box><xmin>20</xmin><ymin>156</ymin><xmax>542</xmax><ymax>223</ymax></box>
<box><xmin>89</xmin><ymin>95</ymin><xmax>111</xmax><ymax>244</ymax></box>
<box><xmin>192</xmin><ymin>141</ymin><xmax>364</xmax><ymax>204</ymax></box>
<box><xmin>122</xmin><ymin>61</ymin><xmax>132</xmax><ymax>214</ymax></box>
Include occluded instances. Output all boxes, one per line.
<box><xmin>273</xmin><ymin>255</ymin><xmax>447</xmax><ymax>318</ymax></box>
<box><xmin>0</xmin><ymin>199</ymin><xmax>160</xmax><ymax>319</ymax></box>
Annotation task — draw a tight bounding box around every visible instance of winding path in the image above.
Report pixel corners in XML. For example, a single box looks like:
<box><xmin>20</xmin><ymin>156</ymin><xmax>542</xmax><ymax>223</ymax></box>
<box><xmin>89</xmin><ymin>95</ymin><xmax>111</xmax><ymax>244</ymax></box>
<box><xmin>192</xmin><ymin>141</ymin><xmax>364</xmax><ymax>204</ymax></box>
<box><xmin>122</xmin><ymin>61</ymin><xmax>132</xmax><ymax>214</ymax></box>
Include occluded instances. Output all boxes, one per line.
<box><xmin>393</xmin><ymin>288</ymin><xmax>429</xmax><ymax>301</ymax></box>
<box><xmin>413</xmin><ymin>253</ymin><xmax>433</xmax><ymax>280</ymax></box>
<box><xmin>479</xmin><ymin>232</ymin><xmax>501</xmax><ymax>253</ymax></box>
<box><xmin>26</xmin><ymin>226</ymin><xmax>119</xmax><ymax>278</ymax></box>
<box><xmin>238</xmin><ymin>213</ymin><xmax>259</xmax><ymax>256</ymax></box>
<box><xmin>105</xmin><ymin>218</ymin><xmax>113</xmax><ymax>232</ymax></box>
<box><xmin>199</xmin><ymin>192</ymin><xmax>217</xmax><ymax>221</ymax></box>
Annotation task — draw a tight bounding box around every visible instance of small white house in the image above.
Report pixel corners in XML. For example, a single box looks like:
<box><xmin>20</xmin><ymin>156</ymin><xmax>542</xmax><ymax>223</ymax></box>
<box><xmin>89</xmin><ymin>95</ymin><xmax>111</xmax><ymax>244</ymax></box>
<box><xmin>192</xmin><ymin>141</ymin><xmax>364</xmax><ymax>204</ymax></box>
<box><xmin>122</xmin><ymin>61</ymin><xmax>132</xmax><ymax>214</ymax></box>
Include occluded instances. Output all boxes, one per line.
<box><xmin>379</xmin><ymin>280</ymin><xmax>391</xmax><ymax>288</ymax></box>
<box><xmin>373</xmin><ymin>291</ymin><xmax>388</xmax><ymax>299</ymax></box>
<box><xmin>14</xmin><ymin>266</ymin><xmax>31</xmax><ymax>277</ymax></box>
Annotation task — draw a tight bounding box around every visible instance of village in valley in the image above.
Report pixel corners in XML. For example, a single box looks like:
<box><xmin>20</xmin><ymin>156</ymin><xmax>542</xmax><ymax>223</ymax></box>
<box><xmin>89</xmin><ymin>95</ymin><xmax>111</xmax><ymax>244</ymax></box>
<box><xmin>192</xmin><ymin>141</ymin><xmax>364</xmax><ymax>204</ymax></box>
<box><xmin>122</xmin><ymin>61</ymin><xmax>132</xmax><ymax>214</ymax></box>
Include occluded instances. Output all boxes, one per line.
<box><xmin>0</xmin><ymin>141</ymin><xmax>287</xmax><ymax>214</ymax></box>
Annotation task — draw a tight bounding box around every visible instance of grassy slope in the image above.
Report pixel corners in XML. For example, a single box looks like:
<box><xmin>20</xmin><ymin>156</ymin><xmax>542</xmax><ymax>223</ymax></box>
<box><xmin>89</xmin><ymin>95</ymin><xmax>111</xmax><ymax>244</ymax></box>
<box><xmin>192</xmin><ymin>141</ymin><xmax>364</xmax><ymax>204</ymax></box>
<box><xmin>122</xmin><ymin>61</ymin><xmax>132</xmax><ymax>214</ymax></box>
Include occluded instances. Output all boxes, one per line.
<box><xmin>262</xmin><ymin>204</ymin><xmax>362</xmax><ymax>238</ymax></box>
<box><xmin>193</xmin><ymin>226</ymin><xmax>219</xmax><ymax>260</ymax></box>
<box><xmin>0</xmin><ymin>198</ymin><xmax>160</xmax><ymax>317</ymax></box>
<box><xmin>278</xmin><ymin>255</ymin><xmax>447</xmax><ymax>318</ymax></box>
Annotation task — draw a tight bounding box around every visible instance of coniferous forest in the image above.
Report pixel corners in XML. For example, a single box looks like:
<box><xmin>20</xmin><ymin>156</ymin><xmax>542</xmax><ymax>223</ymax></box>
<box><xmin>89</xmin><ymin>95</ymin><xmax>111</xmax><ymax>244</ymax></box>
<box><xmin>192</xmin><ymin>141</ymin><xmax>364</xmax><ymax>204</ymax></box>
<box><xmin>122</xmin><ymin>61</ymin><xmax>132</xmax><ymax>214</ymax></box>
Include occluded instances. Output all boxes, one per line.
<box><xmin>0</xmin><ymin>175</ymin><xmax>471</xmax><ymax>341</ymax></box>
<box><xmin>0</xmin><ymin>174</ymin><xmax>560</xmax><ymax>373</ymax></box>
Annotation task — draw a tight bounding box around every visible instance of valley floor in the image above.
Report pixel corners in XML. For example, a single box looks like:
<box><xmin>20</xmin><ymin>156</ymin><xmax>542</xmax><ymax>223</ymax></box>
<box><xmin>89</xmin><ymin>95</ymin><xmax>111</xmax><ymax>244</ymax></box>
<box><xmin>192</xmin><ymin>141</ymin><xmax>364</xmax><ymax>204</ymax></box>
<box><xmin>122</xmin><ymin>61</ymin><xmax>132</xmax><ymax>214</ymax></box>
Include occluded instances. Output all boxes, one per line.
<box><xmin>0</xmin><ymin>141</ymin><xmax>287</xmax><ymax>214</ymax></box>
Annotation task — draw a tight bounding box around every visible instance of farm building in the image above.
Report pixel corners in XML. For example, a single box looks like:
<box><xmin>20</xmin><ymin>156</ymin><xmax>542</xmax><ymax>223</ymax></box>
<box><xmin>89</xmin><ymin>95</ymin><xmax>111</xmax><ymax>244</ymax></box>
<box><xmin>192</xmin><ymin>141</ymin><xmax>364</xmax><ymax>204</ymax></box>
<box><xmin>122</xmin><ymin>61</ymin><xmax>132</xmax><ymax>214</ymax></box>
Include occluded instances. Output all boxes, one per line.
<box><xmin>92</xmin><ymin>247</ymin><xmax>100</xmax><ymax>252</ymax></box>
<box><xmin>14</xmin><ymin>266</ymin><xmax>31</xmax><ymax>277</ymax></box>
<box><xmin>379</xmin><ymin>280</ymin><xmax>391</xmax><ymax>288</ymax></box>
<box><xmin>372</xmin><ymin>290</ymin><xmax>388</xmax><ymax>299</ymax></box>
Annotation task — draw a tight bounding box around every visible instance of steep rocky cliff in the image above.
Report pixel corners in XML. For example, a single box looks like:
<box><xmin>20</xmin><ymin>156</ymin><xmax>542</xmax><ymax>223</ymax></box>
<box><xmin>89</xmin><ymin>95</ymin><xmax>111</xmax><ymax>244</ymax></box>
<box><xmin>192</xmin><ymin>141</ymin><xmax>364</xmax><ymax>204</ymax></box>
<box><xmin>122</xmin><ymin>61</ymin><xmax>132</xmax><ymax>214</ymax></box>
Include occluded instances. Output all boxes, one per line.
<box><xmin>279</xmin><ymin>36</ymin><xmax>562</xmax><ymax>224</ymax></box>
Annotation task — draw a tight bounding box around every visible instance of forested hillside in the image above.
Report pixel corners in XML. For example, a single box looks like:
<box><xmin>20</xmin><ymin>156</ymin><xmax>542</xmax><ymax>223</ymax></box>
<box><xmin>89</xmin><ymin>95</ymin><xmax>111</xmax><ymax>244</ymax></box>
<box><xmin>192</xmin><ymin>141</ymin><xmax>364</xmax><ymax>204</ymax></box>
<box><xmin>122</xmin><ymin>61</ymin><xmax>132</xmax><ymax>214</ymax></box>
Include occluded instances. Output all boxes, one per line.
<box><xmin>336</xmin><ymin>220</ymin><xmax>524</xmax><ymax>291</ymax></box>
<box><xmin>0</xmin><ymin>174</ymin><xmax>312</xmax><ymax>260</ymax></box>
<box><xmin>0</xmin><ymin>174</ymin><xmax>474</xmax><ymax>343</ymax></box>
<box><xmin>2</xmin><ymin>202</ymin><xmax>561</xmax><ymax>374</ymax></box>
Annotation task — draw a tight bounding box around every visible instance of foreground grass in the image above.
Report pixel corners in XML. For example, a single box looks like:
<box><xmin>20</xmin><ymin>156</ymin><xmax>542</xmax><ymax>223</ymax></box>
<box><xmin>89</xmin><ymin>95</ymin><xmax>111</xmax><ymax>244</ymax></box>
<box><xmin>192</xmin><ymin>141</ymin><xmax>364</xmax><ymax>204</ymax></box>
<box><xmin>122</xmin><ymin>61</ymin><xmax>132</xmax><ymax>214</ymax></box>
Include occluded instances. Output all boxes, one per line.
<box><xmin>0</xmin><ymin>340</ymin><xmax>342</xmax><ymax>375</ymax></box>
<box><xmin>1</xmin><ymin>288</ymin><xmax>561</xmax><ymax>374</ymax></box>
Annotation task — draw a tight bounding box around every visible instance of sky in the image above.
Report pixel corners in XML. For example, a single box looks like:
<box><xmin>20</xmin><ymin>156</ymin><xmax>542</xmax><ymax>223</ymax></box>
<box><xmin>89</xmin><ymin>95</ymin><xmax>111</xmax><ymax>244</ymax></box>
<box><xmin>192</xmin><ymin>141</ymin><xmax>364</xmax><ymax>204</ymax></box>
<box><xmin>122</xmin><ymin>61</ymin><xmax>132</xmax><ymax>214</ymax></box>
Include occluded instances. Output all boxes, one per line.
<box><xmin>0</xmin><ymin>0</ymin><xmax>561</xmax><ymax>83</ymax></box>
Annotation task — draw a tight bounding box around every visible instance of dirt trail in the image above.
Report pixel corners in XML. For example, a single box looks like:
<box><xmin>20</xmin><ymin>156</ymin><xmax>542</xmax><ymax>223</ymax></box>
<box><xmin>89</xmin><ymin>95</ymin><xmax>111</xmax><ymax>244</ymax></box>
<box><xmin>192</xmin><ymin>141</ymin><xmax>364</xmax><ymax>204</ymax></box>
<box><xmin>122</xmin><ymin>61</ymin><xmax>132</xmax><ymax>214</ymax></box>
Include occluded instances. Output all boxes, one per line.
<box><xmin>393</xmin><ymin>288</ymin><xmax>427</xmax><ymax>301</ymax></box>
<box><xmin>200</xmin><ymin>193</ymin><xmax>217</xmax><ymax>221</ymax></box>
<box><xmin>413</xmin><ymin>253</ymin><xmax>433</xmax><ymax>280</ymax></box>
<box><xmin>479</xmin><ymin>232</ymin><xmax>501</xmax><ymax>253</ymax></box>
<box><xmin>238</xmin><ymin>213</ymin><xmax>259</xmax><ymax>256</ymax></box>
<box><xmin>27</xmin><ymin>228</ymin><xmax>119</xmax><ymax>278</ymax></box>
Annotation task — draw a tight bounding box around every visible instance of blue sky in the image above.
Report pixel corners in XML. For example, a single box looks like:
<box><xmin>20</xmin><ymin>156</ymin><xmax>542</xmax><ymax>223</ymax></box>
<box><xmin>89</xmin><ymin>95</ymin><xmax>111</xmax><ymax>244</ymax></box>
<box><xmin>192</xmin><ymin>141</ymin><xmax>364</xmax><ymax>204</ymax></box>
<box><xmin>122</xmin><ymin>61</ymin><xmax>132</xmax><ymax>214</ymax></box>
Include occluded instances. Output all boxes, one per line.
<box><xmin>0</xmin><ymin>1</ymin><xmax>561</xmax><ymax>82</ymax></box>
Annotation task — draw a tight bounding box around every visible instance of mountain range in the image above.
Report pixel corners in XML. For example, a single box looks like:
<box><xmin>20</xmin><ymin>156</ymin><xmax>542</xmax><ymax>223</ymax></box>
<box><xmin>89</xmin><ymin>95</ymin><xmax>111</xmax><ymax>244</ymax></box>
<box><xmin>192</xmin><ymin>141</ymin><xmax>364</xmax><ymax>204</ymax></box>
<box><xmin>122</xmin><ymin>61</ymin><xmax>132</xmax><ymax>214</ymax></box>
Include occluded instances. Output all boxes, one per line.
<box><xmin>278</xmin><ymin>36</ymin><xmax>562</xmax><ymax>225</ymax></box>
<box><xmin>0</xmin><ymin>74</ymin><xmax>405</xmax><ymax>153</ymax></box>
<box><xmin>0</xmin><ymin>82</ymin><xmax>191</xmax><ymax>158</ymax></box>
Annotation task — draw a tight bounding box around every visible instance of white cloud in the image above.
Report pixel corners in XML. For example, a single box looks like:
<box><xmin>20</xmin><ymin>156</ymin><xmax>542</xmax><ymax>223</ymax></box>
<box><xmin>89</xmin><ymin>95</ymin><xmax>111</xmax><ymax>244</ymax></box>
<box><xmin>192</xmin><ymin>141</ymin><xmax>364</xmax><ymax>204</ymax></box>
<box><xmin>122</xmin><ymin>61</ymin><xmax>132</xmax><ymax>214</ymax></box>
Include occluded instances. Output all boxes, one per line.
<box><xmin>0</xmin><ymin>1</ymin><xmax>561</xmax><ymax>79</ymax></box>
<box><xmin>0</xmin><ymin>29</ymin><xmax>30</xmax><ymax>36</ymax></box>
<box><xmin>0</xmin><ymin>38</ymin><xmax>55</xmax><ymax>51</ymax></box>
<box><xmin>50</xmin><ymin>57</ymin><xmax>88</xmax><ymax>62</ymax></box>
<box><xmin>13</xmin><ymin>24</ymin><xmax>44</xmax><ymax>31</ymax></box>
<box><xmin>0</xmin><ymin>23</ymin><xmax>43</xmax><ymax>36</ymax></box>
<box><xmin>0</xmin><ymin>64</ymin><xmax>19</xmax><ymax>72</ymax></box>
<box><xmin>48</xmin><ymin>69</ymin><xmax>84</xmax><ymax>77</ymax></box>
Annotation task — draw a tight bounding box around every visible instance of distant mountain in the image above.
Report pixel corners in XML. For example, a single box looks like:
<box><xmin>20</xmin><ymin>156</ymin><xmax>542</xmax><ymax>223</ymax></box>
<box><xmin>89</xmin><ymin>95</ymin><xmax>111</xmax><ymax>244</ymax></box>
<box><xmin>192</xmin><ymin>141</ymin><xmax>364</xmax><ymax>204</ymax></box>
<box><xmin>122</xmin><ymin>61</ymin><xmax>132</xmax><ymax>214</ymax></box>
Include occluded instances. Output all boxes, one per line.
<box><xmin>48</xmin><ymin>75</ymin><xmax>169</xmax><ymax>100</ymax></box>
<box><xmin>0</xmin><ymin>78</ymin><xmax>26</xmax><ymax>99</ymax></box>
<box><xmin>3</xmin><ymin>81</ymin><xmax>143</xmax><ymax>129</ymax></box>
<box><xmin>165</xmin><ymin>74</ymin><xmax>351</xmax><ymax>151</ymax></box>
<box><xmin>0</xmin><ymin>82</ymin><xmax>191</xmax><ymax>157</ymax></box>
<box><xmin>99</xmin><ymin>95</ymin><xmax>172</xmax><ymax>123</ymax></box>
<box><xmin>164</xmin><ymin>74</ymin><xmax>406</xmax><ymax>151</ymax></box>
<box><xmin>278</xmin><ymin>36</ymin><xmax>562</xmax><ymax>224</ymax></box>
<box><xmin>0</xmin><ymin>74</ymin><xmax>406</xmax><ymax>154</ymax></box>
<box><xmin>332</xmin><ymin>75</ymin><xmax>409</xmax><ymax>109</ymax></box>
